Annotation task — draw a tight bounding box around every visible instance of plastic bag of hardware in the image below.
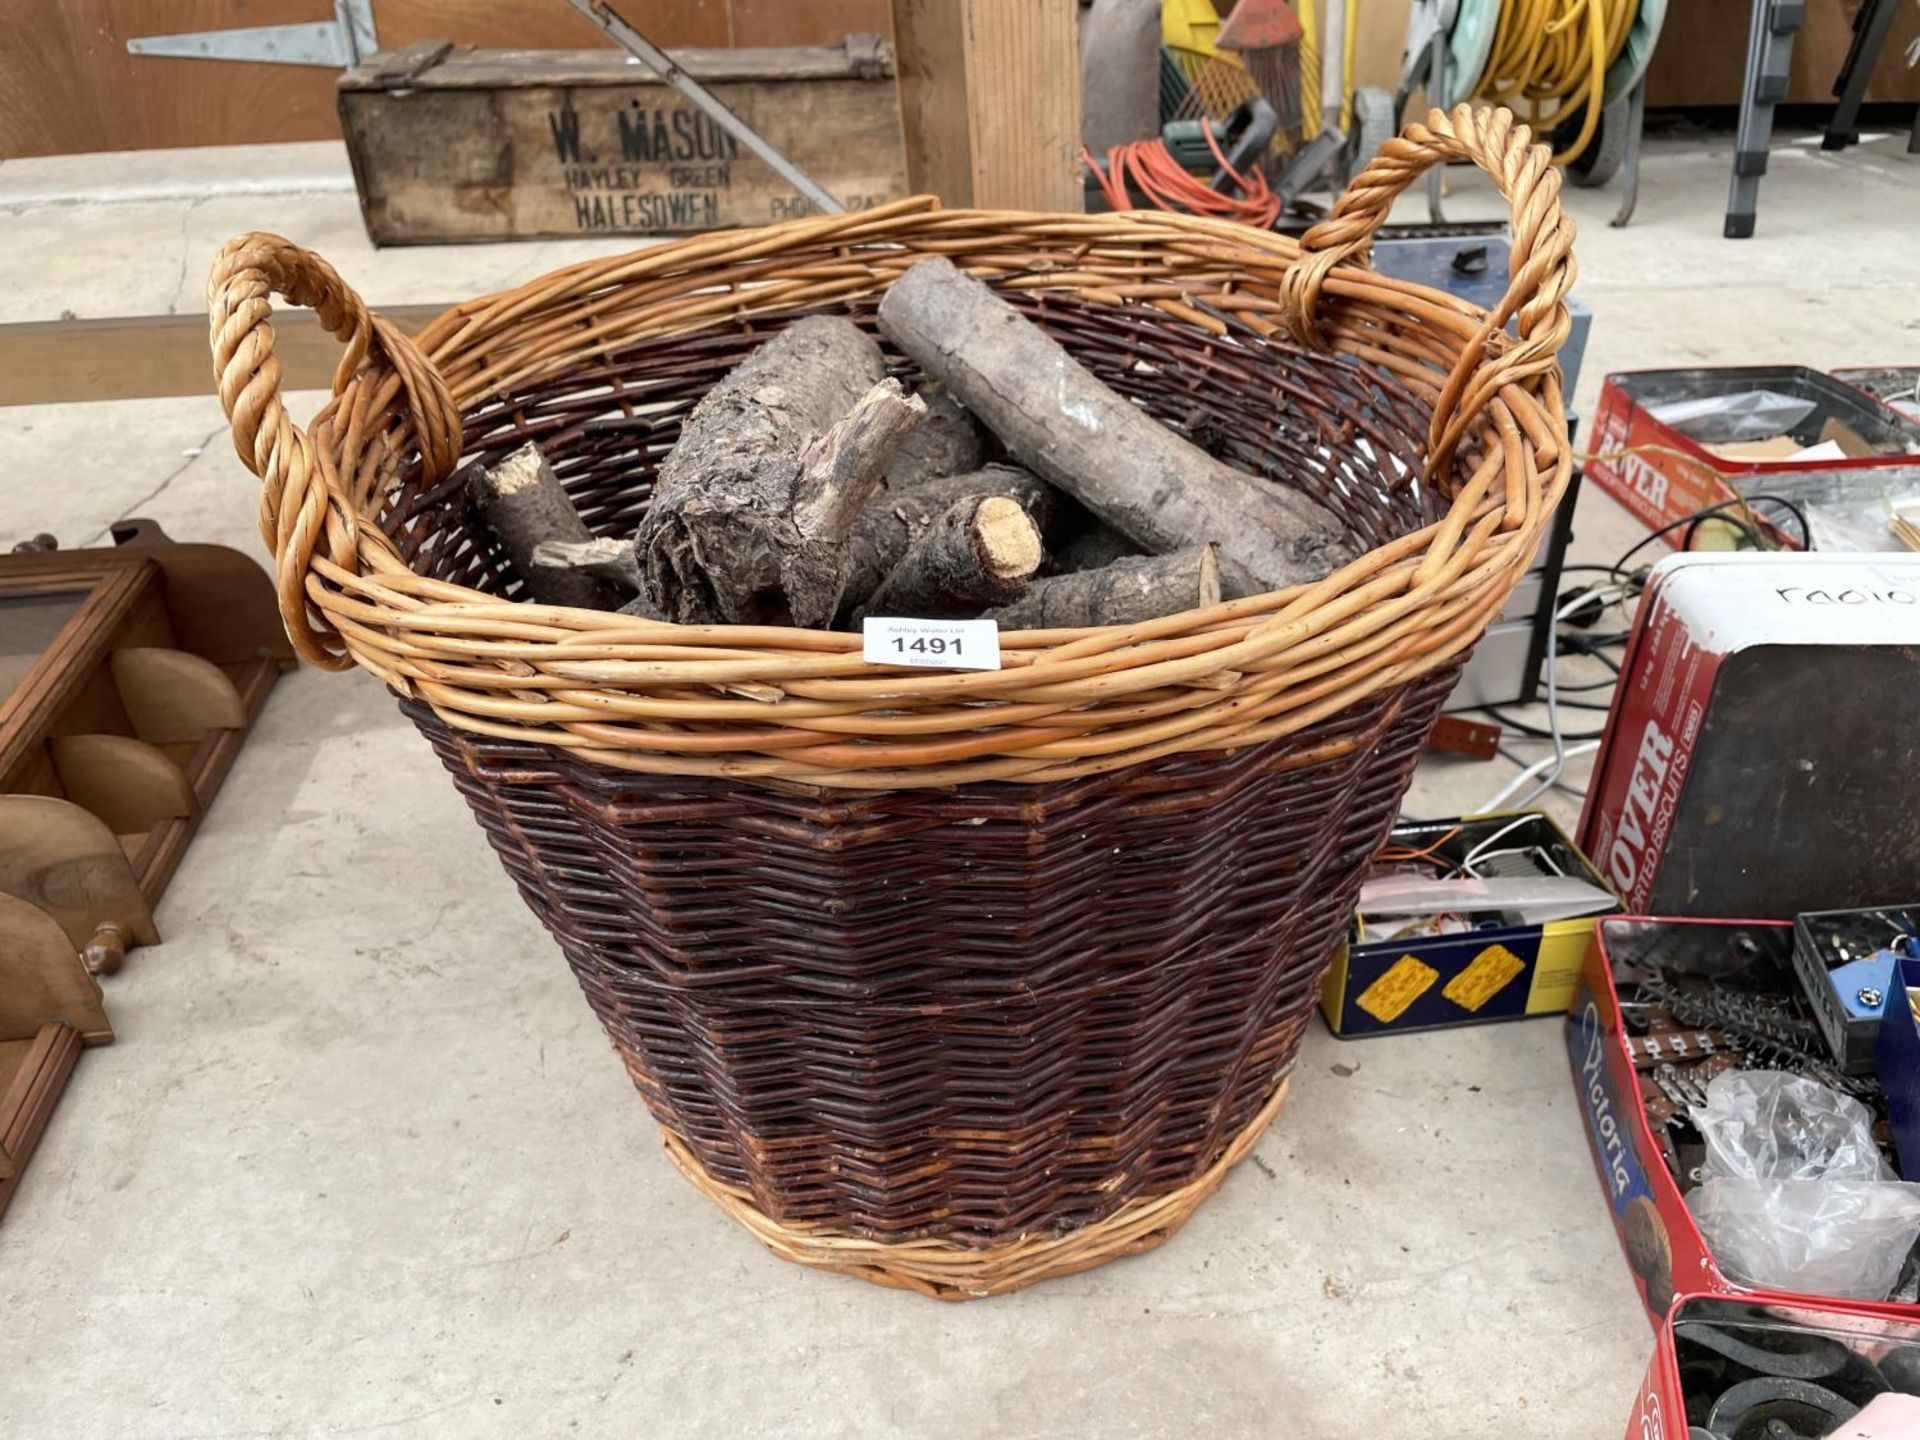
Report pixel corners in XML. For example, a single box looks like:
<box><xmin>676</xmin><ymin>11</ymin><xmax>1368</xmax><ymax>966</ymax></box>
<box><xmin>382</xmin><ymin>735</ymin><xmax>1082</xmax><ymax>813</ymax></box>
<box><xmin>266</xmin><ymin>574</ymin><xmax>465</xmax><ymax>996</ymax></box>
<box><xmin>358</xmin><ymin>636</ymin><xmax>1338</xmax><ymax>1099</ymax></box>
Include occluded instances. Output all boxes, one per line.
<box><xmin>1687</xmin><ymin>1072</ymin><xmax>1920</xmax><ymax>1300</ymax></box>
<box><xmin>1647</xmin><ymin>389</ymin><xmax>1820</xmax><ymax>444</ymax></box>
<box><xmin>1694</xmin><ymin>1071</ymin><xmax>1891</xmax><ymax>1182</ymax></box>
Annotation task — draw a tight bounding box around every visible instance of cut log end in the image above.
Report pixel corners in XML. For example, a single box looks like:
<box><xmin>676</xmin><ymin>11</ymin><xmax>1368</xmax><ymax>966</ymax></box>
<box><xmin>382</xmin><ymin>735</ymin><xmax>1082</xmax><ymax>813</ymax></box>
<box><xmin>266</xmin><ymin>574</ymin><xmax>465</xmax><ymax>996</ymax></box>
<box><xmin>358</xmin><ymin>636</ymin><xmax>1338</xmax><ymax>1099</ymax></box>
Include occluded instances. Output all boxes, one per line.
<box><xmin>488</xmin><ymin>446</ymin><xmax>552</xmax><ymax>496</ymax></box>
<box><xmin>976</xmin><ymin>496</ymin><xmax>1044</xmax><ymax>579</ymax></box>
<box><xmin>836</xmin><ymin>464</ymin><xmax>1059</xmax><ymax>621</ymax></box>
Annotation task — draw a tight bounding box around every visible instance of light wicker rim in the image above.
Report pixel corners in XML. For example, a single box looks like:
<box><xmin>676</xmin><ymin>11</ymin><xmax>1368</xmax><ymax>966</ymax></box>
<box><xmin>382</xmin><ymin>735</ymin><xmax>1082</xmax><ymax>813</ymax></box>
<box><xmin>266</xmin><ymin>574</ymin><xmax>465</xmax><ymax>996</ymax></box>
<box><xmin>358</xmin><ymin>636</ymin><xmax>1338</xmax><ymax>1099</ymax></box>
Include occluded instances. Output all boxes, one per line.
<box><xmin>207</xmin><ymin>105</ymin><xmax>1576</xmax><ymax>789</ymax></box>
<box><xmin>658</xmin><ymin>1077</ymin><xmax>1293</xmax><ymax>1300</ymax></box>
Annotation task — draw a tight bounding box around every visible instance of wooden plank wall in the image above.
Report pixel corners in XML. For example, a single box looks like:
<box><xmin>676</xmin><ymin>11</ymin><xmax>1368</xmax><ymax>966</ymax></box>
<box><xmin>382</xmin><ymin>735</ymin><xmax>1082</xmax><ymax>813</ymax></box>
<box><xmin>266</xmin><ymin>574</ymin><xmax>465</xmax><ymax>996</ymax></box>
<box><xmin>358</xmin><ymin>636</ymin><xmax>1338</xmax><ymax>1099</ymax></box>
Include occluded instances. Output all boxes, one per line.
<box><xmin>890</xmin><ymin>0</ymin><xmax>1082</xmax><ymax>210</ymax></box>
<box><xmin>0</xmin><ymin>0</ymin><xmax>892</xmax><ymax>158</ymax></box>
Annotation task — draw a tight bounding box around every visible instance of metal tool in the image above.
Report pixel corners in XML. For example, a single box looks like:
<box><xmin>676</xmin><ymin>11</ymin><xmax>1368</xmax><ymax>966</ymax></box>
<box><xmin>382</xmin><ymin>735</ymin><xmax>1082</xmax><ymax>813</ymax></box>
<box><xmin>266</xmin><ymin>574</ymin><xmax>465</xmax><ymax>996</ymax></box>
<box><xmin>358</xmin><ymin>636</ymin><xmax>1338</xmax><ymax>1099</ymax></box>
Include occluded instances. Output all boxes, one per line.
<box><xmin>564</xmin><ymin>0</ymin><xmax>844</xmax><ymax>216</ymax></box>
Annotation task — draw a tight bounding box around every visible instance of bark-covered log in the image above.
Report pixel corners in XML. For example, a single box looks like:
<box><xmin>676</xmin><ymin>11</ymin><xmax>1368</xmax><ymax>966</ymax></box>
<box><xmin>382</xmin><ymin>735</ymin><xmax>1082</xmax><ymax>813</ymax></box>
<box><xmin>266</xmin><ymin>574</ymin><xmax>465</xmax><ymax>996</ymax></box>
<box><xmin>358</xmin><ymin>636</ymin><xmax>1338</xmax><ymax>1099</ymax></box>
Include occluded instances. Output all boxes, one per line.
<box><xmin>860</xmin><ymin>496</ymin><xmax>1043</xmax><ymax>618</ymax></box>
<box><xmin>1049</xmin><ymin>522</ymin><xmax>1139</xmax><ymax>575</ymax></box>
<box><xmin>881</xmin><ymin>384</ymin><xmax>990</xmax><ymax>488</ymax></box>
<box><xmin>531</xmin><ymin>537</ymin><xmax>643</xmax><ymax>594</ymax></box>
<box><xmin>618</xmin><ymin>592</ymin><xmax>668</xmax><ymax>619</ymax></box>
<box><xmin>990</xmin><ymin>545</ymin><xmax>1220</xmax><ymax>629</ymax></box>
<box><xmin>876</xmin><ymin>258</ymin><xmax>1359</xmax><ymax>594</ymax></box>
<box><xmin>468</xmin><ymin>443</ymin><xmax>618</xmax><ymax>610</ymax></box>
<box><xmin>838</xmin><ymin>463</ymin><xmax>1061</xmax><ymax>619</ymax></box>
<box><xmin>634</xmin><ymin>317</ymin><xmax>915</xmax><ymax>627</ymax></box>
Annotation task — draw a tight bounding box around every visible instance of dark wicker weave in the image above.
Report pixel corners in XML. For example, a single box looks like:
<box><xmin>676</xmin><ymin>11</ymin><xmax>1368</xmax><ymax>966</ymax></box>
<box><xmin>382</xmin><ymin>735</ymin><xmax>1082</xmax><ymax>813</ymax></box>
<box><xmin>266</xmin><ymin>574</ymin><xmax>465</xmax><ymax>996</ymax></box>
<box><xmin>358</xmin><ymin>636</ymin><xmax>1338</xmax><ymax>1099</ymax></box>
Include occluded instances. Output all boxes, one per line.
<box><xmin>209</xmin><ymin>107</ymin><xmax>1575</xmax><ymax>1296</ymax></box>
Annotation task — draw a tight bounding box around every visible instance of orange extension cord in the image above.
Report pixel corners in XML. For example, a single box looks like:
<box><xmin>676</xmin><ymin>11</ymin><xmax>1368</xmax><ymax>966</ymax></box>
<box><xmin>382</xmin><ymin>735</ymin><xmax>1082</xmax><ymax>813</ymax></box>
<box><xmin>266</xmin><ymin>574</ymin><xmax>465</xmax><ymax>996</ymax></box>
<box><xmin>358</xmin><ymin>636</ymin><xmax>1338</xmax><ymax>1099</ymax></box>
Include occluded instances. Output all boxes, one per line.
<box><xmin>1082</xmin><ymin>120</ymin><xmax>1283</xmax><ymax>228</ymax></box>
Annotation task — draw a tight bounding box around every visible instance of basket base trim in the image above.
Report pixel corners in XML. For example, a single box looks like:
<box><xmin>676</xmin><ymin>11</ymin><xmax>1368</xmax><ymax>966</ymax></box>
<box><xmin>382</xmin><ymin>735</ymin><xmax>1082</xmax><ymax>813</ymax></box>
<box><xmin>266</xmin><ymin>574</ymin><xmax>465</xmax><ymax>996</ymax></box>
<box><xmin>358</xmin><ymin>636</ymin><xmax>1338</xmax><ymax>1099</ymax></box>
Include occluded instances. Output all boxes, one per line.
<box><xmin>657</xmin><ymin>1075</ymin><xmax>1292</xmax><ymax>1301</ymax></box>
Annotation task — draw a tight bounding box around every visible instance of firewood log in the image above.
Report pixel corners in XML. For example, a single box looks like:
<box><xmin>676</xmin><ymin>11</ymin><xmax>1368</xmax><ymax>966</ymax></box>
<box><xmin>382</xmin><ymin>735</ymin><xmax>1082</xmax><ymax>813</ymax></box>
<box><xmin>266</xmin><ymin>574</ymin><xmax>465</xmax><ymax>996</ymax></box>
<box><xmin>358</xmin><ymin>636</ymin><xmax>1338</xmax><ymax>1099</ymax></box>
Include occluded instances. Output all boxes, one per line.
<box><xmin>876</xmin><ymin>258</ymin><xmax>1359</xmax><ymax>595</ymax></box>
<box><xmin>467</xmin><ymin>444</ymin><xmax>618</xmax><ymax>610</ymax></box>
<box><xmin>990</xmin><ymin>546</ymin><xmax>1220</xmax><ymax>629</ymax></box>
<box><xmin>860</xmin><ymin>496</ymin><xmax>1043</xmax><ymax>618</ymax></box>
<box><xmin>882</xmin><ymin>384</ymin><xmax>990</xmax><ymax>489</ymax></box>
<box><xmin>838</xmin><ymin>464</ymin><xmax>1061</xmax><ymax>619</ymax></box>
<box><xmin>1049</xmin><ymin>523</ymin><xmax>1139</xmax><ymax>575</ymax></box>
<box><xmin>634</xmin><ymin>318</ymin><xmax>923</xmax><ymax>627</ymax></box>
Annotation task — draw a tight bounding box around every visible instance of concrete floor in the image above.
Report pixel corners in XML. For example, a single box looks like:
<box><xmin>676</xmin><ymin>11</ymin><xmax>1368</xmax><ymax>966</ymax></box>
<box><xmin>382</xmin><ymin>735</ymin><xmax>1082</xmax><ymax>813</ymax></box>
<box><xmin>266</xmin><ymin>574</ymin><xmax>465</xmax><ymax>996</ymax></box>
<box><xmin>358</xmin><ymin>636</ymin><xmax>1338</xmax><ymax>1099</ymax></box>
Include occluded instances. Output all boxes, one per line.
<box><xmin>0</xmin><ymin>128</ymin><xmax>1916</xmax><ymax>1438</ymax></box>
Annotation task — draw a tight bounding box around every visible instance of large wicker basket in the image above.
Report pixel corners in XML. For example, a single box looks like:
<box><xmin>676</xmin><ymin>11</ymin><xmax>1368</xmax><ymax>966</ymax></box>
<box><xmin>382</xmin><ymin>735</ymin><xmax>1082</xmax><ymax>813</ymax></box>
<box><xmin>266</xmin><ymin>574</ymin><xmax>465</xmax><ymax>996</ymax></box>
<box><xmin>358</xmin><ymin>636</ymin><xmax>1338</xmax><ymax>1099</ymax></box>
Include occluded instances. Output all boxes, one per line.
<box><xmin>208</xmin><ymin>107</ymin><xmax>1573</xmax><ymax>1299</ymax></box>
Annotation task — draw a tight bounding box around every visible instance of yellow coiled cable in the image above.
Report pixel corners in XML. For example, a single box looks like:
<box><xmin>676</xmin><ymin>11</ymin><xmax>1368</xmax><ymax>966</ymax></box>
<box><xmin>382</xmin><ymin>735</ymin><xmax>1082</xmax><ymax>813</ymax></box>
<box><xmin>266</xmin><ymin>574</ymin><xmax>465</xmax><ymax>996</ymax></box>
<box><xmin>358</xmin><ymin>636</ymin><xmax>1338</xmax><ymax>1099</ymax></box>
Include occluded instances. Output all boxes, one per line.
<box><xmin>1475</xmin><ymin>0</ymin><xmax>1636</xmax><ymax>163</ymax></box>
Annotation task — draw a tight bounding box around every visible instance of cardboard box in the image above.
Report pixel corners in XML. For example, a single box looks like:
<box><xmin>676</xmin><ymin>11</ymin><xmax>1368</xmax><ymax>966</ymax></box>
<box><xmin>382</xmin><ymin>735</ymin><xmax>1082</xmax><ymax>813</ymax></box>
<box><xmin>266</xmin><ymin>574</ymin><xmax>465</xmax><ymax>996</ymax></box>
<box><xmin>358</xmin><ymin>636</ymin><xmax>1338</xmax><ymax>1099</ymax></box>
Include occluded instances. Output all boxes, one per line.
<box><xmin>1586</xmin><ymin>366</ymin><xmax>1920</xmax><ymax>545</ymax></box>
<box><xmin>1320</xmin><ymin>812</ymin><xmax>1617</xmax><ymax>1038</ymax></box>
<box><xmin>1578</xmin><ymin>553</ymin><xmax>1920</xmax><ymax>920</ymax></box>
<box><xmin>1624</xmin><ymin>1294</ymin><xmax>1920</xmax><ymax>1440</ymax></box>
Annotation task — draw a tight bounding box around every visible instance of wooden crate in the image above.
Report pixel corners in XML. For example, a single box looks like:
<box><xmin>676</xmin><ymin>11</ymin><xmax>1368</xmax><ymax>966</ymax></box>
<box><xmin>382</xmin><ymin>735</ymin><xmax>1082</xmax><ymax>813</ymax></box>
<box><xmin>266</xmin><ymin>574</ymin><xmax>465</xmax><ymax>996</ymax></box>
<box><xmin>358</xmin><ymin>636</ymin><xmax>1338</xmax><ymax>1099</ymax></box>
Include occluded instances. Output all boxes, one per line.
<box><xmin>337</xmin><ymin>38</ymin><xmax>909</xmax><ymax>245</ymax></box>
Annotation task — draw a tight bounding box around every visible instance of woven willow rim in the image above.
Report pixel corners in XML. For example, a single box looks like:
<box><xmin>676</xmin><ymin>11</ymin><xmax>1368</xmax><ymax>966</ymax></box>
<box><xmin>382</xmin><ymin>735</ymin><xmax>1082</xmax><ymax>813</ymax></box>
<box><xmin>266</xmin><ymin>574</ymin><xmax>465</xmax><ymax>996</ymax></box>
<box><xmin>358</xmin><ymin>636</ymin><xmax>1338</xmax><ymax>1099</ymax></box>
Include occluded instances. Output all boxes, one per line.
<box><xmin>208</xmin><ymin>106</ymin><xmax>1575</xmax><ymax>788</ymax></box>
<box><xmin>659</xmin><ymin>1078</ymin><xmax>1294</xmax><ymax>1300</ymax></box>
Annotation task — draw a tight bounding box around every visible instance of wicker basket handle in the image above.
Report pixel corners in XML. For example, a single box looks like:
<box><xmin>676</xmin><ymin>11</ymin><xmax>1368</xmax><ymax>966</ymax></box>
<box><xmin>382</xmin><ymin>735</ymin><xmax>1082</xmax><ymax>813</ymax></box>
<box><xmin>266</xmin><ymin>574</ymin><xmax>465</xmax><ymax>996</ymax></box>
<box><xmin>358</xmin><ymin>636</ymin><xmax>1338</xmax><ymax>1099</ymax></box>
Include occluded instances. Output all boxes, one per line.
<box><xmin>1285</xmin><ymin>105</ymin><xmax>1576</xmax><ymax>477</ymax></box>
<box><xmin>208</xmin><ymin>232</ymin><xmax>462</xmax><ymax>667</ymax></box>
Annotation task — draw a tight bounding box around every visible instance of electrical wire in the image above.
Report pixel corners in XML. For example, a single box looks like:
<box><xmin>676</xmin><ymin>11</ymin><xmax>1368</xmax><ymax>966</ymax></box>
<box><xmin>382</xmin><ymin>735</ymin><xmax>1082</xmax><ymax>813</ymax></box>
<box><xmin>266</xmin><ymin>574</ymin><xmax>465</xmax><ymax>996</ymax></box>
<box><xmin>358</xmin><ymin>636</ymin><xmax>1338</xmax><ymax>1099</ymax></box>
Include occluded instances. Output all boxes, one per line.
<box><xmin>1472</xmin><ymin>580</ymin><xmax>1625</xmax><ymax>814</ymax></box>
<box><xmin>1474</xmin><ymin>0</ymin><xmax>1638</xmax><ymax>163</ymax></box>
<box><xmin>1460</xmin><ymin>813</ymin><xmax>1540</xmax><ymax>870</ymax></box>
<box><xmin>1082</xmin><ymin>119</ymin><xmax>1283</xmax><ymax>227</ymax></box>
<box><xmin>1496</xmin><ymin>746</ymin><xmax>1587</xmax><ymax>797</ymax></box>
<box><xmin>1483</xmin><ymin>706</ymin><xmax>1607</xmax><ymax>741</ymax></box>
<box><xmin>1378</xmin><ymin>824</ymin><xmax>1465</xmax><ymax>864</ymax></box>
<box><xmin>1608</xmin><ymin>493</ymin><xmax>1813</xmax><ymax>586</ymax></box>
<box><xmin>1480</xmin><ymin>741</ymin><xmax>1603</xmax><ymax>814</ymax></box>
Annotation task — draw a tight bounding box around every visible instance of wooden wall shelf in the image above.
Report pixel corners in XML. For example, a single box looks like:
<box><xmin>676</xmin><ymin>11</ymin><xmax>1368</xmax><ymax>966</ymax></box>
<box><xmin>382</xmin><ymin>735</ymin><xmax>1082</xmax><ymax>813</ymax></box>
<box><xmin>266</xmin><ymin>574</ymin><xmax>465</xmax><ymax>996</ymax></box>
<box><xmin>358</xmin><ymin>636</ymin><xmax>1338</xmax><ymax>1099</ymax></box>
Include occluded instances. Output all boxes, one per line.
<box><xmin>0</xmin><ymin>522</ymin><xmax>294</xmax><ymax>972</ymax></box>
<box><xmin>0</xmin><ymin>892</ymin><xmax>113</xmax><ymax>1221</ymax></box>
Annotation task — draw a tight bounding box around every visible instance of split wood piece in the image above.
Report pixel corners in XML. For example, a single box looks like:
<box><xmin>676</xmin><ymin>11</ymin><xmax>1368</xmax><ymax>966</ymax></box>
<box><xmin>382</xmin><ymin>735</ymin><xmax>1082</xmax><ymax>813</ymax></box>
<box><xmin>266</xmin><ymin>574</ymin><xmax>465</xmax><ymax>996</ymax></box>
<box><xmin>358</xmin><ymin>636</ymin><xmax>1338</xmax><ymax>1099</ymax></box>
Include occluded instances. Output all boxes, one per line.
<box><xmin>792</xmin><ymin>380</ymin><xmax>930</xmax><ymax>546</ymax></box>
<box><xmin>468</xmin><ymin>443</ymin><xmax>619</xmax><ymax>610</ymax></box>
<box><xmin>531</xmin><ymin>537</ymin><xmax>643</xmax><ymax>595</ymax></box>
<box><xmin>861</xmin><ymin>496</ymin><xmax>1043</xmax><ymax>619</ymax></box>
<box><xmin>637</xmin><ymin>315</ymin><xmax>921</xmax><ymax>626</ymax></box>
<box><xmin>990</xmin><ymin>546</ymin><xmax>1221</xmax><ymax>630</ymax></box>
<box><xmin>840</xmin><ymin>464</ymin><xmax>1061</xmax><ymax>618</ymax></box>
<box><xmin>881</xmin><ymin>385</ymin><xmax>989</xmax><ymax>489</ymax></box>
<box><xmin>876</xmin><ymin>258</ymin><xmax>1360</xmax><ymax>595</ymax></box>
